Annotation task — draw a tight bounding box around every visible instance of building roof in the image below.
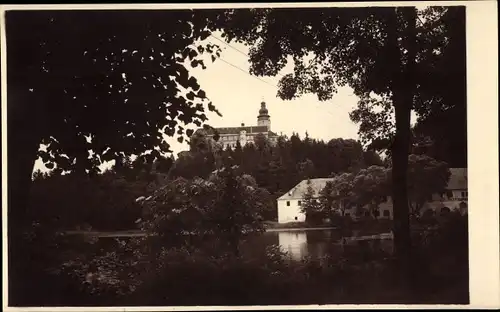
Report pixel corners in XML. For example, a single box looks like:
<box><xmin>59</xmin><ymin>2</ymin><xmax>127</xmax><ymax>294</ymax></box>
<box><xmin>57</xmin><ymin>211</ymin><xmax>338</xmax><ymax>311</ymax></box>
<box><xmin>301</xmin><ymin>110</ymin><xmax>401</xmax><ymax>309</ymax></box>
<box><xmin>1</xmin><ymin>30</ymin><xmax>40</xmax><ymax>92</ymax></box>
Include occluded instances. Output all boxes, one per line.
<box><xmin>277</xmin><ymin>178</ymin><xmax>334</xmax><ymax>201</ymax></box>
<box><xmin>200</xmin><ymin>126</ymin><xmax>276</xmax><ymax>136</ymax></box>
<box><xmin>447</xmin><ymin>168</ymin><xmax>467</xmax><ymax>190</ymax></box>
<box><xmin>277</xmin><ymin>167</ymin><xmax>468</xmax><ymax>201</ymax></box>
<box><xmin>258</xmin><ymin>101</ymin><xmax>269</xmax><ymax>117</ymax></box>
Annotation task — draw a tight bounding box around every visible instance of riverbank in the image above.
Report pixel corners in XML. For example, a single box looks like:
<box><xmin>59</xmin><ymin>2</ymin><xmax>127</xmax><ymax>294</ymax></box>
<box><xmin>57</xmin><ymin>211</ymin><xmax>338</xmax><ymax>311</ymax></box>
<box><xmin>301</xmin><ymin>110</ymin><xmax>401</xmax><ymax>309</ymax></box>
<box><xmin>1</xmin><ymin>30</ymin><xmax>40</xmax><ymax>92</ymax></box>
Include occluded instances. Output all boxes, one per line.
<box><xmin>265</xmin><ymin>226</ymin><xmax>337</xmax><ymax>232</ymax></box>
<box><xmin>63</xmin><ymin>219</ymin><xmax>392</xmax><ymax>238</ymax></box>
<box><xmin>264</xmin><ymin>219</ymin><xmax>393</xmax><ymax>231</ymax></box>
<box><xmin>63</xmin><ymin>227</ymin><xmax>334</xmax><ymax>238</ymax></box>
<box><xmin>63</xmin><ymin>229</ymin><xmax>147</xmax><ymax>238</ymax></box>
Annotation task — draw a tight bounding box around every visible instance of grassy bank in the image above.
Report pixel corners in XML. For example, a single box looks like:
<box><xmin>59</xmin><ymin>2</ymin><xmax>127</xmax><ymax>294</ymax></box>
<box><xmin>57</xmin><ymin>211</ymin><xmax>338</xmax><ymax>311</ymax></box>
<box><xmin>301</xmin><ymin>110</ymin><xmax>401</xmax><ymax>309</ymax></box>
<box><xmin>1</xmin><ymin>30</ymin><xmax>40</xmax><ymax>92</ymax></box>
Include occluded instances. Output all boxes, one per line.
<box><xmin>264</xmin><ymin>218</ymin><xmax>393</xmax><ymax>233</ymax></box>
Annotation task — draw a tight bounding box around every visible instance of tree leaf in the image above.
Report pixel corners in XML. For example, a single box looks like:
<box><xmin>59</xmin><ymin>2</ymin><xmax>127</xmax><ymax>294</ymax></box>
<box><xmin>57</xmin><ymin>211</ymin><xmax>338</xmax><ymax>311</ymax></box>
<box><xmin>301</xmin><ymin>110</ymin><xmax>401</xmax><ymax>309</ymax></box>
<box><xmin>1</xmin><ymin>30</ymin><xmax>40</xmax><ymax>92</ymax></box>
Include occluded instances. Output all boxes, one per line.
<box><xmin>197</xmin><ymin>90</ymin><xmax>206</xmax><ymax>98</ymax></box>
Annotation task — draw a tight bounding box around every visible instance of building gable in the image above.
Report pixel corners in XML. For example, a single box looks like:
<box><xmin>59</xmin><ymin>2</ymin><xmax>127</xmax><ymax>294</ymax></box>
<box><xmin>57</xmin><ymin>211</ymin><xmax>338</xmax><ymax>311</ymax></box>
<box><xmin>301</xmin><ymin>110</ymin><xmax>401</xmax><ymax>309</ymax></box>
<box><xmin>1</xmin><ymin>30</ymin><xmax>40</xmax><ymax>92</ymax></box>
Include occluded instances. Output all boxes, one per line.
<box><xmin>277</xmin><ymin>178</ymin><xmax>335</xmax><ymax>201</ymax></box>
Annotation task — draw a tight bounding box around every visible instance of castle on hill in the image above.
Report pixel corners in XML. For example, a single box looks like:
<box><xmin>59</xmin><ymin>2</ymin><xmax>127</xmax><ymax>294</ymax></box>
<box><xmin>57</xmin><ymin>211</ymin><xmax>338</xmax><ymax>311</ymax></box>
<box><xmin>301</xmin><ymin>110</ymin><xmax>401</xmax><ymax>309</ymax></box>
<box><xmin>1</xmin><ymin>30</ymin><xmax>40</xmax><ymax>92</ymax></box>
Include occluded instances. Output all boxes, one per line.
<box><xmin>201</xmin><ymin>100</ymin><xmax>279</xmax><ymax>149</ymax></box>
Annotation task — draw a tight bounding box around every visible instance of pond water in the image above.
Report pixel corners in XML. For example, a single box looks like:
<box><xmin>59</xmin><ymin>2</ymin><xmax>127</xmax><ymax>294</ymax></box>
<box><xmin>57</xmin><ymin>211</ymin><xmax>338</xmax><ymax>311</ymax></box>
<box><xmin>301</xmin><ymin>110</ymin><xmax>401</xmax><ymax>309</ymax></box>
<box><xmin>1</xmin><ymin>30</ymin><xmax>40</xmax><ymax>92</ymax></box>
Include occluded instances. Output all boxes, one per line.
<box><xmin>70</xmin><ymin>228</ymin><xmax>394</xmax><ymax>263</ymax></box>
<box><xmin>241</xmin><ymin>229</ymin><xmax>394</xmax><ymax>261</ymax></box>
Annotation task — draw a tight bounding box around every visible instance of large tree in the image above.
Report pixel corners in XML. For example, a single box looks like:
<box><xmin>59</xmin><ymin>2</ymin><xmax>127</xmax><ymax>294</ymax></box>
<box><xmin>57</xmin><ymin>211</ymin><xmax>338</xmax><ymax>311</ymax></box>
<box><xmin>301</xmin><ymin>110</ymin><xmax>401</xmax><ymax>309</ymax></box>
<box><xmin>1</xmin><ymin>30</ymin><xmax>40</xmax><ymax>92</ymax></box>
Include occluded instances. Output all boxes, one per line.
<box><xmin>6</xmin><ymin>10</ymin><xmax>223</xmax><ymax>304</ymax></box>
<box><xmin>349</xmin><ymin>7</ymin><xmax>467</xmax><ymax>168</ymax></box>
<box><xmin>350</xmin><ymin>165</ymin><xmax>392</xmax><ymax>218</ymax></box>
<box><xmin>300</xmin><ymin>179</ymin><xmax>323</xmax><ymax>225</ymax></box>
<box><xmin>205</xmin><ymin>6</ymin><xmax>465</xmax><ymax>269</ymax></box>
<box><xmin>317</xmin><ymin>181</ymin><xmax>338</xmax><ymax>224</ymax></box>
<box><xmin>6</xmin><ymin>10</ymin><xmax>223</xmax><ymax>227</ymax></box>
<box><xmin>406</xmin><ymin>154</ymin><xmax>451</xmax><ymax>216</ymax></box>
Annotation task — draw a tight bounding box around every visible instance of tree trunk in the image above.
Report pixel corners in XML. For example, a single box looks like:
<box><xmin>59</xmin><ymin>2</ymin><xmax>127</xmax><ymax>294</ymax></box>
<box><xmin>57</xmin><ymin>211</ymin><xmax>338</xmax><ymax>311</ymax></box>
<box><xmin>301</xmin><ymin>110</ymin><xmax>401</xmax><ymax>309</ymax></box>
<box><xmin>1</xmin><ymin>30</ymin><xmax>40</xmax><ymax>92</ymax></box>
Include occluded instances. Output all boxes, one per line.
<box><xmin>391</xmin><ymin>94</ymin><xmax>412</xmax><ymax>253</ymax></box>
<box><xmin>388</xmin><ymin>6</ymin><xmax>418</xmax><ymax>296</ymax></box>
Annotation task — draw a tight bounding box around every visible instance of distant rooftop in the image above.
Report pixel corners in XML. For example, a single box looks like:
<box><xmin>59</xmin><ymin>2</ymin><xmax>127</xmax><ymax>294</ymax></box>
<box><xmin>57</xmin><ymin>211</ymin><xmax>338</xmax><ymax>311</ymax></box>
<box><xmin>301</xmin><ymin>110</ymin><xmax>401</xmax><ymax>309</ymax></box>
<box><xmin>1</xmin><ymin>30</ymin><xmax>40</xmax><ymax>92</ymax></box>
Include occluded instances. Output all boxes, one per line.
<box><xmin>278</xmin><ymin>168</ymin><xmax>468</xmax><ymax>201</ymax></box>
<box><xmin>199</xmin><ymin>125</ymin><xmax>278</xmax><ymax>136</ymax></box>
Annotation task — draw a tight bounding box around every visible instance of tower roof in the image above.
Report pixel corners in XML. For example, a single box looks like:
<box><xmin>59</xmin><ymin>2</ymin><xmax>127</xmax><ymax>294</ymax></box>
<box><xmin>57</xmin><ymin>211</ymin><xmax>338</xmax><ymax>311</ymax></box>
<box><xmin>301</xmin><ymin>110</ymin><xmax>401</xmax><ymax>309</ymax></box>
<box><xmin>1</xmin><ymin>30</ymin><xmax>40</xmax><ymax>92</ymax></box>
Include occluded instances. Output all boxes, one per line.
<box><xmin>258</xmin><ymin>101</ymin><xmax>269</xmax><ymax>117</ymax></box>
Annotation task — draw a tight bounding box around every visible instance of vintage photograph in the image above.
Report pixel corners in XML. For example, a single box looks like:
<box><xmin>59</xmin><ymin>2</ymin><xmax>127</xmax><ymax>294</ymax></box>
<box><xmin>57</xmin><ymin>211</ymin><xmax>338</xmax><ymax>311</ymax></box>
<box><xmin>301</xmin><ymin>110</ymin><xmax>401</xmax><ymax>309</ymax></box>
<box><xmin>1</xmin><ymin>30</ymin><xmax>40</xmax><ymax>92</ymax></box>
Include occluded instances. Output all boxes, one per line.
<box><xmin>1</xmin><ymin>2</ymin><xmax>479</xmax><ymax>308</ymax></box>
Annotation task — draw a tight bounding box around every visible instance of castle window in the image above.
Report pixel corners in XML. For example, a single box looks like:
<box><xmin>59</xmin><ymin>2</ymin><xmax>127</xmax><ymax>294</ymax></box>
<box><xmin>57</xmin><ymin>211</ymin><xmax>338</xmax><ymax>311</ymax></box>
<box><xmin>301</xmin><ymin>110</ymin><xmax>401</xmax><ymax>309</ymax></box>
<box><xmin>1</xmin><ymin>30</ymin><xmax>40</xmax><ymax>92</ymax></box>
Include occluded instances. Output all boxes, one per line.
<box><xmin>286</xmin><ymin>201</ymin><xmax>290</xmax><ymax>206</ymax></box>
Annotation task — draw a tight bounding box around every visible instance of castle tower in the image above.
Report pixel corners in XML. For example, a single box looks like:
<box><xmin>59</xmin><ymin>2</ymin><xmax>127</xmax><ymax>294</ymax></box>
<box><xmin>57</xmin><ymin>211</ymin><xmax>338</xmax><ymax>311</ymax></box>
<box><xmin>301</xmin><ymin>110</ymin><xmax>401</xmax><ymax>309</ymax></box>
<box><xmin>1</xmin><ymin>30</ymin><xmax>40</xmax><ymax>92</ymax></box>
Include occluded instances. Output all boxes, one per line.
<box><xmin>257</xmin><ymin>101</ymin><xmax>271</xmax><ymax>130</ymax></box>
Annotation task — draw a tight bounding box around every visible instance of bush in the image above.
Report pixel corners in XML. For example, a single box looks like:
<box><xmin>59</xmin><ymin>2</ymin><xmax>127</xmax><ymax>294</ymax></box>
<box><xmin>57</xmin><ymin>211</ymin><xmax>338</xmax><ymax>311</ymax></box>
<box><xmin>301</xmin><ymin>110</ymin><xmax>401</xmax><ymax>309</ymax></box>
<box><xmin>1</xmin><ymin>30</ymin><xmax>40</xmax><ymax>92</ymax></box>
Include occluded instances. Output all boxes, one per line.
<box><xmin>139</xmin><ymin>167</ymin><xmax>270</xmax><ymax>253</ymax></box>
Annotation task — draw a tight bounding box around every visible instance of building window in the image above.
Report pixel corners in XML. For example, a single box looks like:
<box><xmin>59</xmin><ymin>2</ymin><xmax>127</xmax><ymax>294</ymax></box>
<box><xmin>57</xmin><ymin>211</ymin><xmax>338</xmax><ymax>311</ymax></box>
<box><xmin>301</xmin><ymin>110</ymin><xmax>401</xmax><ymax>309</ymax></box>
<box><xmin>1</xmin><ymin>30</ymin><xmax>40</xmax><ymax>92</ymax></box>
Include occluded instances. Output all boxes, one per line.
<box><xmin>286</xmin><ymin>201</ymin><xmax>290</xmax><ymax>206</ymax></box>
<box><xmin>446</xmin><ymin>190</ymin><xmax>453</xmax><ymax>199</ymax></box>
<box><xmin>383</xmin><ymin>210</ymin><xmax>390</xmax><ymax>217</ymax></box>
<box><xmin>345</xmin><ymin>213</ymin><xmax>350</xmax><ymax>217</ymax></box>
<box><xmin>374</xmin><ymin>210</ymin><xmax>380</xmax><ymax>217</ymax></box>
<box><xmin>298</xmin><ymin>201</ymin><xmax>302</xmax><ymax>206</ymax></box>
<box><xmin>461</xmin><ymin>191</ymin><xmax>468</xmax><ymax>198</ymax></box>
<box><xmin>294</xmin><ymin>217</ymin><xmax>298</xmax><ymax>221</ymax></box>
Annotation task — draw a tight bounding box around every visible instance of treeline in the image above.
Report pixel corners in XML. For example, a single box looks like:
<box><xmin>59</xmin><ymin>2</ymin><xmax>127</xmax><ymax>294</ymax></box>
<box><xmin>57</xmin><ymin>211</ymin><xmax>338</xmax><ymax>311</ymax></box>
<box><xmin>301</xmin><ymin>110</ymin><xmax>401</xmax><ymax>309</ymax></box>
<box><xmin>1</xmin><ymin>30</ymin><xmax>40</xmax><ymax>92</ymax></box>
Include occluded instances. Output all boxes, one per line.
<box><xmin>29</xmin><ymin>155</ymin><xmax>174</xmax><ymax>231</ymax></box>
<box><xmin>169</xmin><ymin>131</ymin><xmax>386</xmax><ymax>218</ymax></box>
<box><xmin>29</xmin><ymin>129</ymin><xmax>455</xmax><ymax>232</ymax></box>
<box><xmin>29</xmin><ymin>132</ymin><xmax>383</xmax><ymax>231</ymax></box>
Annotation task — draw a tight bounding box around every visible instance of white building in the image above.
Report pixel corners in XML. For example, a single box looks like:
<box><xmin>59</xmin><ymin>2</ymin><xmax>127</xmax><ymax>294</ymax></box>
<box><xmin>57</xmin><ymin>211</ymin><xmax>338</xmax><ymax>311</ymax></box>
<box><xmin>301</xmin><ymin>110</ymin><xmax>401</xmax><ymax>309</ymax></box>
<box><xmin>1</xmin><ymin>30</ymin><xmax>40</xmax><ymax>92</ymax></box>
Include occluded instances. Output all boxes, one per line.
<box><xmin>201</xmin><ymin>101</ymin><xmax>279</xmax><ymax>149</ymax></box>
<box><xmin>276</xmin><ymin>168</ymin><xmax>468</xmax><ymax>224</ymax></box>
<box><xmin>277</xmin><ymin>178</ymin><xmax>334</xmax><ymax>223</ymax></box>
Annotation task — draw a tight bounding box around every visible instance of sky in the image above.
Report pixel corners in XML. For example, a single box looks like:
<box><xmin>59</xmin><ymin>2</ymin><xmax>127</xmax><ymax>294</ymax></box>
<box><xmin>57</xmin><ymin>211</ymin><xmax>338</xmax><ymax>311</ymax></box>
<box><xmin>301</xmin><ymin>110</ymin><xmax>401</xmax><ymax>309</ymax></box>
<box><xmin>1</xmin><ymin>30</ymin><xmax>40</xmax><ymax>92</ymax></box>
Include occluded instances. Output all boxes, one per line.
<box><xmin>33</xmin><ymin>31</ymin><xmax>363</xmax><ymax>173</ymax></box>
<box><xmin>166</xmin><ymin>32</ymin><xmax>362</xmax><ymax>154</ymax></box>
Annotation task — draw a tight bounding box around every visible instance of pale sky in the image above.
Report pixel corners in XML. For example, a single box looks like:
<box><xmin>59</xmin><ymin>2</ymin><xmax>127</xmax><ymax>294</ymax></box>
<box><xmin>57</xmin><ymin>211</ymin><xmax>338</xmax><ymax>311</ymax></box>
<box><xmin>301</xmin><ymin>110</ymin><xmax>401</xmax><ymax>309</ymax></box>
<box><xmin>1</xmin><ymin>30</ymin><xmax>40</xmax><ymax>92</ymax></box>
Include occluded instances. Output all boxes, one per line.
<box><xmin>166</xmin><ymin>31</ymin><xmax>362</xmax><ymax>154</ymax></box>
<box><xmin>32</xmin><ymin>31</ymin><xmax>384</xmax><ymax>172</ymax></box>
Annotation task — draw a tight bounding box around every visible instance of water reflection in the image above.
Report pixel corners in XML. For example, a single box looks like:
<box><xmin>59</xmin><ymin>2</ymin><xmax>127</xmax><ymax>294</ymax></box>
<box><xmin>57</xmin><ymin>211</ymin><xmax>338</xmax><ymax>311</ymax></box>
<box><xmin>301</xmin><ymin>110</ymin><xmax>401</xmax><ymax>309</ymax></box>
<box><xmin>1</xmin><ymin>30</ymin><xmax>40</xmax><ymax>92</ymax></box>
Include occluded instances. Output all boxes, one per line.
<box><xmin>260</xmin><ymin>229</ymin><xmax>394</xmax><ymax>262</ymax></box>
<box><xmin>278</xmin><ymin>231</ymin><xmax>308</xmax><ymax>261</ymax></box>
